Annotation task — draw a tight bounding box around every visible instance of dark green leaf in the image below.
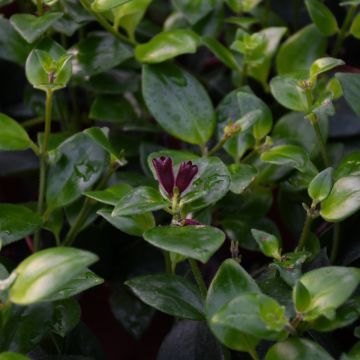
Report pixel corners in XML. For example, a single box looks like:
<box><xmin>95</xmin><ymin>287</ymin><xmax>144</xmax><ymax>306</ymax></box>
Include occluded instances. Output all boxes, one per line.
<box><xmin>0</xmin><ymin>204</ymin><xmax>42</xmax><ymax>246</ymax></box>
<box><xmin>228</xmin><ymin>163</ymin><xmax>257</xmax><ymax>194</ymax></box>
<box><xmin>305</xmin><ymin>0</ymin><xmax>338</xmax><ymax>36</ymax></box>
<box><xmin>143</xmin><ymin>225</ymin><xmax>225</xmax><ymax>263</ymax></box>
<box><xmin>334</xmin><ymin>151</ymin><xmax>360</xmax><ymax>179</ymax></box>
<box><xmin>10</xmin><ymin>12</ymin><xmax>63</xmax><ymax>43</ymax></box>
<box><xmin>126</xmin><ymin>274</ymin><xmax>204</xmax><ymax>319</ymax></box>
<box><xmin>142</xmin><ymin>63</ymin><xmax>215</xmax><ymax>145</ymax></box>
<box><xmin>86</xmin><ymin>183</ymin><xmax>132</xmax><ymax>205</ymax></box>
<box><xmin>350</xmin><ymin>13</ymin><xmax>360</xmax><ymax>39</ymax></box>
<box><xmin>336</xmin><ymin>73</ymin><xmax>360</xmax><ymax>115</ymax></box>
<box><xmin>52</xmin><ymin>298</ymin><xmax>81</xmax><ymax>337</ymax></box>
<box><xmin>0</xmin><ymin>353</ymin><xmax>30</xmax><ymax>360</ymax></box>
<box><xmin>308</xmin><ymin>167</ymin><xmax>333</xmax><ymax>204</ymax></box>
<box><xmin>171</xmin><ymin>0</ymin><xmax>215</xmax><ymax>24</ymax></box>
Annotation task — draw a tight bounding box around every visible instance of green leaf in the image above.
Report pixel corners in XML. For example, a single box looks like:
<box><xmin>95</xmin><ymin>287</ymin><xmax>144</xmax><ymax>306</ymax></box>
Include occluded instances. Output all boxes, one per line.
<box><xmin>98</xmin><ymin>208</ymin><xmax>155</xmax><ymax>236</ymax></box>
<box><xmin>270</xmin><ymin>73</ymin><xmax>308</xmax><ymax>112</ymax></box>
<box><xmin>10</xmin><ymin>12</ymin><xmax>63</xmax><ymax>44</ymax></box>
<box><xmin>42</xmin><ymin>270</ymin><xmax>104</xmax><ymax>302</ymax></box>
<box><xmin>143</xmin><ymin>225</ymin><xmax>225</xmax><ymax>263</ymax></box>
<box><xmin>86</xmin><ymin>183</ymin><xmax>132</xmax><ymax>205</ymax></box>
<box><xmin>335</xmin><ymin>73</ymin><xmax>360</xmax><ymax>115</ymax></box>
<box><xmin>265</xmin><ymin>338</ymin><xmax>333</xmax><ymax>360</ymax></box>
<box><xmin>350</xmin><ymin>12</ymin><xmax>360</xmax><ymax>39</ymax></box>
<box><xmin>202</xmin><ymin>36</ymin><xmax>241</xmax><ymax>72</ymax></box>
<box><xmin>25</xmin><ymin>39</ymin><xmax>72</xmax><ymax>91</ymax></box>
<box><xmin>276</xmin><ymin>25</ymin><xmax>327</xmax><ymax>75</ymax></box>
<box><xmin>112</xmin><ymin>186</ymin><xmax>168</xmax><ymax>216</ymax></box>
<box><xmin>309</xmin><ymin>57</ymin><xmax>344</xmax><ymax>80</ymax></box>
<box><xmin>237</xmin><ymin>91</ymin><xmax>273</xmax><ymax>140</ymax></box>
<box><xmin>228</xmin><ymin>163</ymin><xmax>257</xmax><ymax>194</ymax></box>
<box><xmin>142</xmin><ymin>63</ymin><xmax>215</xmax><ymax>145</ymax></box>
<box><xmin>135</xmin><ymin>29</ymin><xmax>200</xmax><ymax>63</ymax></box>
<box><xmin>92</xmin><ymin>0</ymin><xmax>131</xmax><ymax>11</ymax></box>
<box><xmin>0</xmin><ymin>17</ymin><xmax>31</xmax><ymax>65</ymax></box>
<box><xmin>171</xmin><ymin>0</ymin><xmax>215</xmax><ymax>24</ymax></box>
<box><xmin>206</xmin><ymin>259</ymin><xmax>260</xmax><ymax>351</ymax></box>
<box><xmin>261</xmin><ymin>144</ymin><xmax>313</xmax><ymax>173</ymax></box>
<box><xmin>212</xmin><ymin>293</ymin><xmax>288</xmax><ymax>340</ymax></box>
<box><xmin>46</xmin><ymin>132</ymin><xmax>108</xmax><ymax>210</ymax></box>
<box><xmin>74</xmin><ymin>32</ymin><xmax>133</xmax><ymax>76</ymax></box>
<box><xmin>334</xmin><ymin>151</ymin><xmax>360</xmax><ymax>179</ymax></box>
<box><xmin>251</xmin><ymin>229</ymin><xmax>281</xmax><ymax>259</ymax></box>
<box><xmin>293</xmin><ymin>280</ymin><xmax>311</xmax><ymax>313</ymax></box>
<box><xmin>0</xmin><ymin>204</ymin><xmax>42</xmax><ymax>246</ymax></box>
<box><xmin>52</xmin><ymin>298</ymin><xmax>81</xmax><ymax>337</ymax></box>
<box><xmin>0</xmin><ymin>353</ymin><xmax>30</xmax><ymax>360</ymax></box>
<box><xmin>10</xmin><ymin>247</ymin><xmax>99</xmax><ymax>305</ymax></box>
<box><xmin>308</xmin><ymin>167</ymin><xmax>333</xmax><ymax>204</ymax></box>
<box><xmin>293</xmin><ymin>266</ymin><xmax>360</xmax><ymax>320</ymax></box>
<box><xmin>0</xmin><ymin>113</ymin><xmax>33</xmax><ymax>151</ymax></box>
<box><xmin>305</xmin><ymin>0</ymin><xmax>338</xmax><ymax>36</ymax></box>
<box><xmin>320</xmin><ymin>176</ymin><xmax>360</xmax><ymax>222</ymax></box>
<box><xmin>126</xmin><ymin>274</ymin><xmax>204</xmax><ymax>319</ymax></box>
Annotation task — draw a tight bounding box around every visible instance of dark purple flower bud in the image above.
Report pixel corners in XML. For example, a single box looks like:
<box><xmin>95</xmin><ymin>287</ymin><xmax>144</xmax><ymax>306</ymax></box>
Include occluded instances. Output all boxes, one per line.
<box><xmin>152</xmin><ymin>156</ymin><xmax>175</xmax><ymax>196</ymax></box>
<box><xmin>182</xmin><ymin>218</ymin><xmax>202</xmax><ymax>226</ymax></box>
<box><xmin>175</xmin><ymin>161</ymin><xmax>198</xmax><ymax>194</ymax></box>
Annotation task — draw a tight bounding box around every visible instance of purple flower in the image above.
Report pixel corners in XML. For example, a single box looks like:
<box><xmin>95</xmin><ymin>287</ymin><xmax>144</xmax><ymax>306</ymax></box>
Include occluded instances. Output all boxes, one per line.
<box><xmin>182</xmin><ymin>218</ymin><xmax>202</xmax><ymax>226</ymax></box>
<box><xmin>152</xmin><ymin>156</ymin><xmax>175</xmax><ymax>196</ymax></box>
<box><xmin>175</xmin><ymin>161</ymin><xmax>198</xmax><ymax>194</ymax></box>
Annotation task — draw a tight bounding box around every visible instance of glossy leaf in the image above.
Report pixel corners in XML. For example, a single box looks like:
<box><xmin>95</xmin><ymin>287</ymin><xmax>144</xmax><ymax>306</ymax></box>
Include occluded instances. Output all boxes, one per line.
<box><xmin>46</xmin><ymin>132</ymin><xmax>108</xmax><ymax>210</ymax></box>
<box><xmin>92</xmin><ymin>0</ymin><xmax>131</xmax><ymax>11</ymax></box>
<box><xmin>98</xmin><ymin>208</ymin><xmax>155</xmax><ymax>236</ymax></box>
<box><xmin>334</xmin><ymin>151</ymin><xmax>360</xmax><ymax>179</ymax></box>
<box><xmin>142</xmin><ymin>63</ymin><xmax>215</xmax><ymax>145</ymax></box>
<box><xmin>52</xmin><ymin>298</ymin><xmax>81</xmax><ymax>337</ymax></box>
<box><xmin>0</xmin><ymin>113</ymin><xmax>33</xmax><ymax>151</ymax></box>
<box><xmin>10</xmin><ymin>12</ymin><xmax>63</xmax><ymax>43</ymax></box>
<box><xmin>212</xmin><ymin>293</ymin><xmax>288</xmax><ymax>340</ymax></box>
<box><xmin>0</xmin><ymin>204</ymin><xmax>42</xmax><ymax>246</ymax></box>
<box><xmin>265</xmin><ymin>338</ymin><xmax>333</xmax><ymax>360</ymax></box>
<box><xmin>143</xmin><ymin>225</ymin><xmax>225</xmax><ymax>263</ymax></box>
<box><xmin>10</xmin><ymin>247</ymin><xmax>99</xmax><ymax>304</ymax></box>
<box><xmin>336</xmin><ymin>73</ymin><xmax>360</xmax><ymax>115</ymax></box>
<box><xmin>112</xmin><ymin>186</ymin><xmax>168</xmax><ymax>216</ymax></box>
<box><xmin>206</xmin><ymin>259</ymin><xmax>260</xmax><ymax>351</ymax></box>
<box><xmin>73</xmin><ymin>32</ymin><xmax>132</xmax><ymax>76</ymax></box>
<box><xmin>276</xmin><ymin>25</ymin><xmax>327</xmax><ymax>75</ymax></box>
<box><xmin>251</xmin><ymin>229</ymin><xmax>281</xmax><ymax>259</ymax></box>
<box><xmin>308</xmin><ymin>167</ymin><xmax>333</xmax><ymax>204</ymax></box>
<box><xmin>228</xmin><ymin>163</ymin><xmax>257</xmax><ymax>194</ymax></box>
<box><xmin>305</xmin><ymin>0</ymin><xmax>338</xmax><ymax>36</ymax></box>
<box><xmin>309</xmin><ymin>57</ymin><xmax>344</xmax><ymax>80</ymax></box>
<box><xmin>293</xmin><ymin>266</ymin><xmax>360</xmax><ymax>320</ymax></box>
<box><xmin>270</xmin><ymin>73</ymin><xmax>308</xmax><ymax>112</ymax></box>
<box><xmin>261</xmin><ymin>144</ymin><xmax>312</xmax><ymax>173</ymax></box>
<box><xmin>126</xmin><ymin>274</ymin><xmax>204</xmax><ymax>319</ymax></box>
<box><xmin>135</xmin><ymin>29</ymin><xmax>200</xmax><ymax>63</ymax></box>
<box><xmin>86</xmin><ymin>183</ymin><xmax>132</xmax><ymax>205</ymax></box>
<box><xmin>320</xmin><ymin>176</ymin><xmax>360</xmax><ymax>222</ymax></box>
<box><xmin>171</xmin><ymin>0</ymin><xmax>215</xmax><ymax>24</ymax></box>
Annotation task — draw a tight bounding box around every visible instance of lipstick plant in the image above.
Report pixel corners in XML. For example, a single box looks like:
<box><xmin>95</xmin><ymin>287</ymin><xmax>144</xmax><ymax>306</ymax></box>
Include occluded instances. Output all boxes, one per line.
<box><xmin>1</xmin><ymin>0</ymin><xmax>360</xmax><ymax>359</ymax></box>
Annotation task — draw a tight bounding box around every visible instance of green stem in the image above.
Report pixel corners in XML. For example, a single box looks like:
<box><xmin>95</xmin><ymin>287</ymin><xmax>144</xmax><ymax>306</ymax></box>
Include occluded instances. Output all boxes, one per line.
<box><xmin>62</xmin><ymin>166</ymin><xmax>116</xmax><ymax>246</ymax></box>
<box><xmin>36</xmin><ymin>0</ymin><xmax>44</xmax><ymax>16</ymax></box>
<box><xmin>332</xmin><ymin>5</ymin><xmax>357</xmax><ymax>57</ymax></box>
<box><xmin>79</xmin><ymin>0</ymin><xmax>136</xmax><ymax>45</ymax></box>
<box><xmin>163</xmin><ymin>251</ymin><xmax>172</xmax><ymax>274</ymax></box>
<box><xmin>222</xmin><ymin>345</ymin><xmax>232</xmax><ymax>360</ymax></box>
<box><xmin>248</xmin><ymin>348</ymin><xmax>260</xmax><ymax>360</ymax></box>
<box><xmin>208</xmin><ymin>138</ymin><xmax>227</xmax><ymax>156</ymax></box>
<box><xmin>330</xmin><ymin>223</ymin><xmax>341</xmax><ymax>263</ymax></box>
<box><xmin>312</xmin><ymin>120</ymin><xmax>330</xmax><ymax>167</ymax></box>
<box><xmin>22</xmin><ymin>116</ymin><xmax>43</xmax><ymax>128</ymax></box>
<box><xmin>297</xmin><ymin>213</ymin><xmax>313</xmax><ymax>251</ymax></box>
<box><xmin>34</xmin><ymin>89</ymin><xmax>53</xmax><ymax>251</ymax></box>
<box><xmin>188</xmin><ymin>259</ymin><xmax>207</xmax><ymax>299</ymax></box>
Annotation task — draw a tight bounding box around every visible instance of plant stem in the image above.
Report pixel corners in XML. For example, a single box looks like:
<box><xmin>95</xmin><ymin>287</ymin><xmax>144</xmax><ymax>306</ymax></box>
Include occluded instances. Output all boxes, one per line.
<box><xmin>248</xmin><ymin>348</ymin><xmax>260</xmax><ymax>360</ymax></box>
<box><xmin>62</xmin><ymin>166</ymin><xmax>116</xmax><ymax>246</ymax></box>
<box><xmin>188</xmin><ymin>259</ymin><xmax>207</xmax><ymax>299</ymax></box>
<box><xmin>22</xmin><ymin>116</ymin><xmax>43</xmax><ymax>128</ymax></box>
<box><xmin>163</xmin><ymin>251</ymin><xmax>172</xmax><ymax>274</ymax></box>
<box><xmin>208</xmin><ymin>138</ymin><xmax>227</xmax><ymax>156</ymax></box>
<box><xmin>34</xmin><ymin>89</ymin><xmax>53</xmax><ymax>251</ymax></box>
<box><xmin>221</xmin><ymin>345</ymin><xmax>232</xmax><ymax>360</ymax></box>
<box><xmin>312</xmin><ymin>120</ymin><xmax>330</xmax><ymax>167</ymax></box>
<box><xmin>297</xmin><ymin>213</ymin><xmax>313</xmax><ymax>251</ymax></box>
<box><xmin>332</xmin><ymin>5</ymin><xmax>357</xmax><ymax>57</ymax></box>
<box><xmin>36</xmin><ymin>0</ymin><xmax>44</xmax><ymax>15</ymax></box>
<box><xmin>330</xmin><ymin>223</ymin><xmax>341</xmax><ymax>263</ymax></box>
<box><xmin>79</xmin><ymin>0</ymin><xmax>136</xmax><ymax>45</ymax></box>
